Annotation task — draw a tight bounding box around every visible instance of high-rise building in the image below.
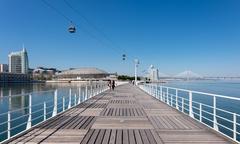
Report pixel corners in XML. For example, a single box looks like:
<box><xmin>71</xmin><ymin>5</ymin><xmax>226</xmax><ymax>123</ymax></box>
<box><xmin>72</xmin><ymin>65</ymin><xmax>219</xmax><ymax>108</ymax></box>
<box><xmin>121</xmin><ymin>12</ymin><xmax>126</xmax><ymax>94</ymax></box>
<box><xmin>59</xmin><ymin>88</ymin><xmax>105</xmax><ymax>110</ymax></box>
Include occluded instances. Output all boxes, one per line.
<box><xmin>148</xmin><ymin>65</ymin><xmax>159</xmax><ymax>81</ymax></box>
<box><xmin>8</xmin><ymin>48</ymin><xmax>29</xmax><ymax>74</ymax></box>
<box><xmin>0</xmin><ymin>64</ymin><xmax>8</xmax><ymax>72</ymax></box>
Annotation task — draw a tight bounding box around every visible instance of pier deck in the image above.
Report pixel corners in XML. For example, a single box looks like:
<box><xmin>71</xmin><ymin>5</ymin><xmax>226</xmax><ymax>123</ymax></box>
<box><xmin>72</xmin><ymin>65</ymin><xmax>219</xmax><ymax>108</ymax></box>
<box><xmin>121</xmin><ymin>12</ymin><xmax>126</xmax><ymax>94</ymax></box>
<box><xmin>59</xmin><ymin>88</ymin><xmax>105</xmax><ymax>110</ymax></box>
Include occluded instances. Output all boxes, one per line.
<box><xmin>6</xmin><ymin>84</ymin><xmax>232</xmax><ymax>144</ymax></box>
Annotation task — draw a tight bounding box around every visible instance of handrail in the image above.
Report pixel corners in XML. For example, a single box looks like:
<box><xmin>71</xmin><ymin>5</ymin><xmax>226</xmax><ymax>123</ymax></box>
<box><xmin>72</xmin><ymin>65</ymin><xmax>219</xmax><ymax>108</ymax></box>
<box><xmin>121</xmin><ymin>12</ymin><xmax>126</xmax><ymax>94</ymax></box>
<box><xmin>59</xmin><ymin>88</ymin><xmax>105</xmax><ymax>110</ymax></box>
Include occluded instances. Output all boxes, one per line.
<box><xmin>139</xmin><ymin>83</ymin><xmax>240</xmax><ymax>143</ymax></box>
<box><xmin>160</xmin><ymin>85</ymin><xmax>240</xmax><ymax>101</ymax></box>
<box><xmin>0</xmin><ymin>81</ymin><xmax>109</xmax><ymax>143</ymax></box>
<box><xmin>0</xmin><ymin>89</ymin><xmax>56</xmax><ymax>99</ymax></box>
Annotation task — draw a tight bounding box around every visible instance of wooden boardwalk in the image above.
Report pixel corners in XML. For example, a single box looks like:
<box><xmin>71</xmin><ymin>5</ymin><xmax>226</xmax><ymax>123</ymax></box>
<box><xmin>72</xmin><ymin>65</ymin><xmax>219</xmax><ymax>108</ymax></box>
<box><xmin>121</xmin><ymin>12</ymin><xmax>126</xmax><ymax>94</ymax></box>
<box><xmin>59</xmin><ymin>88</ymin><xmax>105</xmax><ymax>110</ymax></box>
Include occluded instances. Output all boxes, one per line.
<box><xmin>6</xmin><ymin>84</ymin><xmax>233</xmax><ymax>144</ymax></box>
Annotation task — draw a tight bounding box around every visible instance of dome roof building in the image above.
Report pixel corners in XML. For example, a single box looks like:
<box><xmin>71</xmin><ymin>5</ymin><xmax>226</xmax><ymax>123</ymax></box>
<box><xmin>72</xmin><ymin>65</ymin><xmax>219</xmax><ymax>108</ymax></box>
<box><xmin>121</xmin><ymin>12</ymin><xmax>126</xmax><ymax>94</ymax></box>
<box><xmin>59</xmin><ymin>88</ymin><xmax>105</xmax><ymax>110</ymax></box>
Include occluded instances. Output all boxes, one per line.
<box><xmin>56</xmin><ymin>67</ymin><xmax>109</xmax><ymax>80</ymax></box>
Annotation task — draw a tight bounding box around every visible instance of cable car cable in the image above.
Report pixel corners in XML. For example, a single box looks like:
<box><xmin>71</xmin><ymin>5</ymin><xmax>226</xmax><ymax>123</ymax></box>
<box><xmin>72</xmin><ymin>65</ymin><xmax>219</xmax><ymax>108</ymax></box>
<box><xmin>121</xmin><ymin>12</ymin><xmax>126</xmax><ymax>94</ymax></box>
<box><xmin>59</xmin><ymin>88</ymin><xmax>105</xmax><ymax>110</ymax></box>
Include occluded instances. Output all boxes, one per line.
<box><xmin>63</xmin><ymin>0</ymin><xmax>130</xmax><ymax>58</ymax></box>
<box><xmin>41</xmin><ymin>0</ymin><xmax>130</xmax><ymax>61</ymax></box>
<box><xmin>41</xmin><ymin>0</ymin><xmax>138</xmax><ymax>63</ymax></box>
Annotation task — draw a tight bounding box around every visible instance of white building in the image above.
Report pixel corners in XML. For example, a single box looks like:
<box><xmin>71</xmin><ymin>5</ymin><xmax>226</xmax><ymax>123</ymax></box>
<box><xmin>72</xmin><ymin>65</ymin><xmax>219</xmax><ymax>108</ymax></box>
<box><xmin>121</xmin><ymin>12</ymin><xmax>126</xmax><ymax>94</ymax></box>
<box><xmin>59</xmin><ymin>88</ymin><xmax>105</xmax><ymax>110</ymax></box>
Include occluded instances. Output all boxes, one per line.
<box><xmin>8</xmin><ymin>48</ymin><xmax>29</xmax><ymax>74</ymax></box>
<box><xmin>148</xmin><ymin>65</ymin><xmax>159</xmax><ymax>82</ymax></box>
<box><xmin>0</xmin><ymin>64</ymin><xmax>8</xmax><ymax>72</ymax></box>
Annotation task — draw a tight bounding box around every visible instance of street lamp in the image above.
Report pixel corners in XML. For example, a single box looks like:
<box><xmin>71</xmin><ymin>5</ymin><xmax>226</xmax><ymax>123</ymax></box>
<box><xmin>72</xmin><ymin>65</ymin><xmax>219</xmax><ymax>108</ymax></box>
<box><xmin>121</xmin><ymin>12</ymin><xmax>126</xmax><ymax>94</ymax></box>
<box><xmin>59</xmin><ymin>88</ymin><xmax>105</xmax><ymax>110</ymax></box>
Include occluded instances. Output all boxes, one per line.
<box><xmin>134</xmin><ymin>59</ymin><xmax>140</xmax><ymax>85</ymax></box>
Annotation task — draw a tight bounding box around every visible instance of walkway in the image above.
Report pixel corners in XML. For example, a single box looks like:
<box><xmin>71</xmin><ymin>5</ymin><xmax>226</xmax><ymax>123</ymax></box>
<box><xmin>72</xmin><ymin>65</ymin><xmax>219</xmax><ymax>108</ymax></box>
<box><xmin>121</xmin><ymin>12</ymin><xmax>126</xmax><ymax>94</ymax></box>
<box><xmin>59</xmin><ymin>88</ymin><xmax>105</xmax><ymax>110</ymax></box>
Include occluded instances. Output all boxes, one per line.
<box><xmin>6</xmin><ymin>84</ymin><xmax>232</xmax><ymax>144</ymax></box>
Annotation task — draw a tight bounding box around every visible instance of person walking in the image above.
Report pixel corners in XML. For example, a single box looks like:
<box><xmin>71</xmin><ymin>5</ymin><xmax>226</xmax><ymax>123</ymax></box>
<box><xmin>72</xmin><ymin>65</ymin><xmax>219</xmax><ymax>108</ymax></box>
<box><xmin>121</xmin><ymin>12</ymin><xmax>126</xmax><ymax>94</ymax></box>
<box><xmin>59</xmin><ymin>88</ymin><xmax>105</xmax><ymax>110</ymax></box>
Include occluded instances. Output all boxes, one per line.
<box><xmin>112</xmin><ymin>80</ymin><xmax>115</xmax><ymax>90</ymax></box>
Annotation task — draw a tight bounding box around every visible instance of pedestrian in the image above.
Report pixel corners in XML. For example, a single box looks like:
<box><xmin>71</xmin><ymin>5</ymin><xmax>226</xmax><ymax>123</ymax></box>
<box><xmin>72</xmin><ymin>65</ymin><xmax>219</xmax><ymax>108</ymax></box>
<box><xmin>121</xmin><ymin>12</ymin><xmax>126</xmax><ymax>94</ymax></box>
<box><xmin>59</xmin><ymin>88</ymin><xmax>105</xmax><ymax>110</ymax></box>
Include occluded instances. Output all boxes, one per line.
<box><xmin>132</xmin><ymin>80</ymin><xmax>135</xmax><ymax>85</ymax></box>
<box><xmin>108</xmin><ymin>80</ymin><xmax>112</xmax><ymax>90</ymax></box>
<box><xmin>112</xmin><ymin>80</ymin><xmax>115</xmax><ymax>90</ymax></box>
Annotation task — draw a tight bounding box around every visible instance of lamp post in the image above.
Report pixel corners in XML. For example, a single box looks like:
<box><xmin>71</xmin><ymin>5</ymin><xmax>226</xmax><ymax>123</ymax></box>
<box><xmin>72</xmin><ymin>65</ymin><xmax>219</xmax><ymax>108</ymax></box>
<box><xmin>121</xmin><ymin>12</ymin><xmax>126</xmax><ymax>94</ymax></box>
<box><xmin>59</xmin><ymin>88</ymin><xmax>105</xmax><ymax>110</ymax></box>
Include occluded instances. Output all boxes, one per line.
<box><xmin>134</xmin><ymin>59</ymin><xmax>140</xmax><ymax>86</ymax></box>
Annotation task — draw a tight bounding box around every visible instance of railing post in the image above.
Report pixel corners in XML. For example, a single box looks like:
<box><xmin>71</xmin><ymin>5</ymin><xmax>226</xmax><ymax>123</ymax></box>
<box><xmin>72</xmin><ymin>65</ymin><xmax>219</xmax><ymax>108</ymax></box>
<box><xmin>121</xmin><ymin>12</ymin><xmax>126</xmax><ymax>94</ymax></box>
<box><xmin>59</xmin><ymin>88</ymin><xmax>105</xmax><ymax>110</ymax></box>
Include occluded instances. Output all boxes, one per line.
<box><xmin>182</xmin><ymin>97</ymin><xmax>184</xmax><ymax>113</ymax></box>
<box><xmin>44</xmin><ymin>102</ymin><xmax>46</xmax><ymax>120</ymax></box>
<box><xmin>189</xmin><ymin>91</ymin><xmax>194</xmax><ymax>118</ymax></box>
<box><xmin>151</xmin><ymin>84</ymin><xmax>153</xmax><ymax>95</ymax></box>
<box><xmin>26</xmin><ymin>94</ymin><xmax>32</xmax><ymax>129</ymax></box>
<box><xmin>63</xmin><ymin>97</ymin><xmax>65</xmax><ymax>111</ymax></box>
<box><xmin>160</xmin><ymin>86</ymin><xmax>163</xmax><ymax>101</ymax></box>
<box><xmin>93</xmin><ymin>85</ymin><xmax>95</xmax><ymax>96</ymax></box>
<box><xmin>167</xmin><ymin>87</ymin><xmax>169</xmax><ymax>105</ymax></box>
<box><xmin>148</xmin><ymin>85</ymin><xmax>150</xmax><ymax>94</ymax></box>
<box><xmin>52</xmin><ymin>90</ymin><xmax>57</xmax><ymax>117</ymax></box>
<box><xmin>78</xmin><ymin>87</ymin><xmax>81</xmax><ymax>104</ymax></box>
<box><xmin>91</xmin><ymin>85</ymin><xmax>93</xmax><ymax>97</ymax></box>
<box><xmin>154</xmin><ymin>85</ymin><xmax>156</xmax><ymax>97</ymax></box>
<box><xmin>233</xmin><ymin>113</ymin><xmax>237</xmax><ymax>140</ymax></box>
<box><xmin>7</xmin><ymin>111</ymin><xmax>10</xmax><ymax>139</ymax></box>
<box><xmin>85</xmin><ymin>85</ymin><xmax>88</xmax><ymax>100</ymax></box>
<box><xmin>213</xmin><ymin>96</ymin><xmax>218</xmax><ymax>131</ymax></box>
<box><xmin>74</xmin><ymin>94</ymin><xmax>77</xmax><ymax>105</ymax></box>
<box><xmin>68</xmin><ymin>88</ymin><xmax>72</xmax><ymax>109</ymax></box>
<box><xmin>149</xmin><ymin>84</ymin><xmax>151</xmax><ymax>94</ymax></box>
<box><xmin>199</xmin><ymin>103</ymin><xmax>202</xmax><ymax>122</ymax></box>
<box><xmin>155</xmin><ymin>84</ymin><xmax>157</xmax><ymax>98</ymax></box>
<box><xmin>97</xmin><ymin>83</ymin><xmax>99</xmax><ymax>94</ymax></box>
<box><xmin>176</xmin><ymin>89</ymin><xmax>179</xmax><ymax>110</ymax></box>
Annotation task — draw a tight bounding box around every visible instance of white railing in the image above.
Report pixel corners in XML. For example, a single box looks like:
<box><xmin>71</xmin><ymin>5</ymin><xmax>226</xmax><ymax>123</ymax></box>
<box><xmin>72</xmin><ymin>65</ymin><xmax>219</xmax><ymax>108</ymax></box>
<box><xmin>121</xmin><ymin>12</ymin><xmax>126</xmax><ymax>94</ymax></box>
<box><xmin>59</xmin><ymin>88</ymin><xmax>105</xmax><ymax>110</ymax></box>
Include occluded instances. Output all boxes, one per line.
<box><xmin>0</xmin><ymin>81</ymin><xmax>109</xmax><ymax>143</ymax></box>
<box><xmin>139</xmin><ymin>83</ymin><xmax>240</xmax><ymax>143</ymax></box>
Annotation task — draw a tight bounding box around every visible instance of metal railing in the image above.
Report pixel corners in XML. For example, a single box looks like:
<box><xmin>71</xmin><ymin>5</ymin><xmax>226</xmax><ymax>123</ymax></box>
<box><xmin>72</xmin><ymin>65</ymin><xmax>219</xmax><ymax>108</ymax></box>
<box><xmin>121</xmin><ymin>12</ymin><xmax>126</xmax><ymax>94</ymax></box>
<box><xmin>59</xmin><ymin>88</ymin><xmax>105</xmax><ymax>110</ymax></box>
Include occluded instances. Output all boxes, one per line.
<box><xmin>139</xmin><ymin>83</ymin><xmax>240</xmax><ymax>143</ymax></box>
<box><xmin>0</xmin><ymin>81</ymin><xmax>109</xmax><ymax>143</ymax></box>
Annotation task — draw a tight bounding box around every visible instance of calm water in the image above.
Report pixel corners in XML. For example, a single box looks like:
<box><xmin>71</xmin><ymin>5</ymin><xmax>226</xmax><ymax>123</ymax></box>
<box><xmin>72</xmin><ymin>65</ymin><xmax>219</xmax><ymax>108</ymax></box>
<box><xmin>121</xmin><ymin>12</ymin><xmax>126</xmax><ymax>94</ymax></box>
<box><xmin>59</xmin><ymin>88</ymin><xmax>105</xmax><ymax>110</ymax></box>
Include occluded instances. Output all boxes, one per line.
<box><xmin>164</xmin><ymin>79</ymin><xmax>240</xmax><ymax>97</ymax></box>
<box><xmin>0</xmin><ymin>80</ymin><xmax>239</xmax><ymax>142</ymax></box>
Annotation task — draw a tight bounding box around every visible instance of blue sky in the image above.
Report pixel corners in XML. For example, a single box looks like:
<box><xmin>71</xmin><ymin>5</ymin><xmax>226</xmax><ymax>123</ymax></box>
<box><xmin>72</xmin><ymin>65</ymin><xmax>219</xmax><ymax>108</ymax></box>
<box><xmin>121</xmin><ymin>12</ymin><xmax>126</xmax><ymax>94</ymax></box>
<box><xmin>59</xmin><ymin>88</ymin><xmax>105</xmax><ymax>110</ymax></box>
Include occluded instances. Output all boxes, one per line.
<box><xmin>0</xmin><ymin>0</ymin><xmax>240</xmax><ymax>76</ymax></box>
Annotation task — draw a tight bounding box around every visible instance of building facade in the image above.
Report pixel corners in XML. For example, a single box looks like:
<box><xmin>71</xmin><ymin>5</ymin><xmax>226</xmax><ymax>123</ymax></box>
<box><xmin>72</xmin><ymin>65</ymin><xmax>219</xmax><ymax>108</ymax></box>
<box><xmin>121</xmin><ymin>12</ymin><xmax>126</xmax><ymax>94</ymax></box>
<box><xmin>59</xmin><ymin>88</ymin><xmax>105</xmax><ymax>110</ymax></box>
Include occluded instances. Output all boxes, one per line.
<box><xmin>8</xmin><ymin>48</ymin><xmax>29</xmax><ymax>74</ymax></box>
<box><xmin>0</xmin><ymin>73</ymin><xmax>31</xmax><ymax>83</ymax></box>
<box><xmin>33</xmin><ymin>67</ymin><xmax>59</xmax><ymax>80</ymax></box>
<box><xmin>0</xmin><ymin>64</ymin><xmax>8</xmax><ymax>72</ymax></box>
<box><xmin>148</xmin><ymin>65</ymin><xmax>159</xmax><ymax>82</ymax></box>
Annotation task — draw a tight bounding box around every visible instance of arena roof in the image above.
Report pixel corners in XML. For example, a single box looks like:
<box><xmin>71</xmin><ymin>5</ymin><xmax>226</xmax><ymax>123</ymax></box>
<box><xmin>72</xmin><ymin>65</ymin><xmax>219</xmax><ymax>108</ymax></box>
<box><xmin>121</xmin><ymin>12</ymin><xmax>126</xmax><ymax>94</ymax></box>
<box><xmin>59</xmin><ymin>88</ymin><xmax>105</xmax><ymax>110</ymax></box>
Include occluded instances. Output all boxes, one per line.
<box><xmin>58</xmin><ymin>67</ymin><xmax>108</xmax><ymax>75</ymax></box>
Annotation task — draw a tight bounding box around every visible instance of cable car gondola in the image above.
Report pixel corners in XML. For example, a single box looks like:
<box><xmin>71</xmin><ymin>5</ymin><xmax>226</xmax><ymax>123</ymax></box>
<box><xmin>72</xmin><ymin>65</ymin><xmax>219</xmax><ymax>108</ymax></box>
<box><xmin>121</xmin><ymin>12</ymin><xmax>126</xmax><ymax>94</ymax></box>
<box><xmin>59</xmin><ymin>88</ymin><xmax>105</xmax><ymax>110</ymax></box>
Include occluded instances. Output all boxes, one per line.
<box><xmin>68</xmin><ymin>22</ymin><xmax>76</xmax><ymax>33</ymax></box>
<box><xmin>122</xmin><ymin>54</ymin><xmax>126</xmax><ymax>60</ymax></box>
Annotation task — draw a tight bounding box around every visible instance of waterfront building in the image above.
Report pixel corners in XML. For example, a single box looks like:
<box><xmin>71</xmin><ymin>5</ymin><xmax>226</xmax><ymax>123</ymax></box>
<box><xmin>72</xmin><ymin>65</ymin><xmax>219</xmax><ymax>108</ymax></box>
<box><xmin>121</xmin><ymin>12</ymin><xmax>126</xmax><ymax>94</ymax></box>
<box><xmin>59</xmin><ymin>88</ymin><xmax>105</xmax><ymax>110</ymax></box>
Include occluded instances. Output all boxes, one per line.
<box><xmin>56</xmin><ymin>67</ymin><xmax>110</xmax><ymax>80</ymax></box>
<box><xmin>8</xmin><ymin>48</ymin><xmax>29</xmax><ymax>74</ymax></box>
<box><xmin>148</xmin><ymin>65</ymin><xmax>159</xmax><ymax>82</ymax></box>
<box><xmin>33</xmin><ymin>67</ymin><xmax>59</xmax><ymax>80</ymax></box>
<box><xmin>0</xmin><ymin>72</ymin><xmax>31</xmax><ymax>83</ymax></box>
<box><xmin>0</xmin><ymin>64</ymin><xmax>8</xmax><ymax>72</ymax></box>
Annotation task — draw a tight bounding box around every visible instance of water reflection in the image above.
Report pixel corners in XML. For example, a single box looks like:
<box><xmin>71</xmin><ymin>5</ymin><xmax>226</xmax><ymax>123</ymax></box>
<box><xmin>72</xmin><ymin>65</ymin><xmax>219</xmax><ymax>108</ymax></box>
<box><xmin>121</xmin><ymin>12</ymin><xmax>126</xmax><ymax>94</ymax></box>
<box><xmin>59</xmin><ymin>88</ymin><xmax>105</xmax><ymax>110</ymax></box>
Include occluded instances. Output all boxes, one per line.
<box><xmin>0</xmin><ymin>82</ymin><xmax>88</xmax><ymax>112</ymax></box>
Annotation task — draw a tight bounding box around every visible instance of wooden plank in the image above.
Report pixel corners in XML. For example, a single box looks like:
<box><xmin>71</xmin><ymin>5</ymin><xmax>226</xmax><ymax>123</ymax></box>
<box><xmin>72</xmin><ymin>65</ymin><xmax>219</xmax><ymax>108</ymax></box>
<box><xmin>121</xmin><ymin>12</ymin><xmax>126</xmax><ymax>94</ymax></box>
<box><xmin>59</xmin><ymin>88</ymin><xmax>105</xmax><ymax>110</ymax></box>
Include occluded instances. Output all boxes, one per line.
<box><xmin>134</xmin><ymin>130</ymin><xmax>143</xmax><ymax>144</ymax></box>
<box><xmin>102</xmin><ymin>129</ymin><xmax>111</xmax><ymax>144</ymax></box>
<box><xmin>95</xmin><ymin>129</ymin><xmax>105</xmax><ymax>144</ymax></box>
<box><xmin>145</xmin><ymin>129</ymin><xmax>157</xmax><ymax>144</ymax></box>
<box><xmin>139</xmin><ymin>129</ymin><xmax>150</xmax><ymax>144</ymax></box>
<box><xmin>123</xmin><ymin>130</ymin><xmax>129</xmax><ymax>144</ymax></box>
<box><xmin>92</xmin><ymin>117</ymin><xmax>154</xmax><ymax>129</ymax></box>
<box><xmin>80</xmin><ymin>129</ymin><xmax>94</xmax><ymax>144</ymax></box>
<box><xmin>150</xmin><ymin>129</ymin><xmax>164</xmax><ymax>144</ymax></box>
<box><xmin>109</xmin><ymin>129</ymin><xmax>116</xmax><ymax>144</ymax></box>
<box><xmin>87</xmin><ymin>129</ymin><xmax>100</xmax><ymax>144</ymax></box>
<box><xmin>116</xmin><ymin>130</ymin><xmax>122</xmax><ymax>144</ymax></box>
<box><xmin>129</xmin><ymin>129</ymin><xmax>136</xmax><ymax>144</ymax></box>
